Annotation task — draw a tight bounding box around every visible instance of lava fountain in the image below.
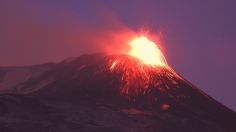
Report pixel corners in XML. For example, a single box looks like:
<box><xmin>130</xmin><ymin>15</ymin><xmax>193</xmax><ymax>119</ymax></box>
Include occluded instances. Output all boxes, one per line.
<box><xmin>127</xmin><ymin>36</ymin><xmax>167</xmax><ymax>67</ymax></box>
<box><xmin>109</xmin><ymin>35</ymin><xmax>180</xmax><ymax>96</ymax></box>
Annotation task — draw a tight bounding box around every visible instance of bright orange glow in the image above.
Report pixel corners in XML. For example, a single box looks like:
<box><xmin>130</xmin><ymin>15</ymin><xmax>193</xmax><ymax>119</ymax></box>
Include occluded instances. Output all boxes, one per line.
<box><xmin>127</xmin><ymin>36</ymin><xmax>166</xmax><ymax>67</ymax></box>
<box><xmin>108</xmin><ymin>34</ymin><xmax>181</xmax><ymax>96</ymax></box>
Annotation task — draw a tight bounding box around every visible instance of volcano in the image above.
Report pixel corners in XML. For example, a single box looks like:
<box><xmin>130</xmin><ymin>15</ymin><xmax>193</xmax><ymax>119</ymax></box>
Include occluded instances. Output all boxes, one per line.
<box><xmin>0</xmin><ymin>53</ymin><xmax>235</xmax><ymax>132</ymax></box>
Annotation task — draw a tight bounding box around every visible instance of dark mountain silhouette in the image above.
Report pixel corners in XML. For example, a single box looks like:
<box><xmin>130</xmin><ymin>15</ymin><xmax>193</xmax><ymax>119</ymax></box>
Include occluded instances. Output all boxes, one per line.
<box><xmin>0</xmin><ymin>53</ymin><xmax>235</xmax><ymax>132</ymax></box>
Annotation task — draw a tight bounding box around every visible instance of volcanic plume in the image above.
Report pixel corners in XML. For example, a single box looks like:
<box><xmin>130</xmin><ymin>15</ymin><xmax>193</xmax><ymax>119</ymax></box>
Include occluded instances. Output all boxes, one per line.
<box><xmin>0</xmin><ymin>36</ymin><xmax>235</xmax><ymax>132</ymax></box>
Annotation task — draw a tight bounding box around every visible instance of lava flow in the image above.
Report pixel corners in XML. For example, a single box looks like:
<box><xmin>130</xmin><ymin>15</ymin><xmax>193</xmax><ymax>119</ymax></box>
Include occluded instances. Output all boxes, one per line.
<box><xmin>109</xmin><ymin>36</ymin><xmax>179</xmax><ymax>96</ymax></box>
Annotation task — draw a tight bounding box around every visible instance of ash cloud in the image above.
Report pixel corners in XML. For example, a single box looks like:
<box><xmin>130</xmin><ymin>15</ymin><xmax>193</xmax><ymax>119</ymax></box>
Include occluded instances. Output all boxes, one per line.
<box><xmin>0</xmin><ymin>1</ymin><xmax>135</xmax><ymax>66</ymax></box>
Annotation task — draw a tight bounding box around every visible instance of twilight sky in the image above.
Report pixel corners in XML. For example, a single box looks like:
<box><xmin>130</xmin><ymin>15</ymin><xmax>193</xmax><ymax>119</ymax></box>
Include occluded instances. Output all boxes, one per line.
<box><xmin>0</xmin><ymin>0</ymin><xmax>235</xmax><ymax>111</ymax></box>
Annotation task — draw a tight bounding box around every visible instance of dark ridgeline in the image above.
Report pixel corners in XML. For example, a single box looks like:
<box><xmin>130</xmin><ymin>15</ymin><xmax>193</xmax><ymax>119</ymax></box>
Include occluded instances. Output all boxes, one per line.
<box><xmin>0</xmin><ymin>53</ymin><xmax>235</xmax><ymax>132</ymax></box>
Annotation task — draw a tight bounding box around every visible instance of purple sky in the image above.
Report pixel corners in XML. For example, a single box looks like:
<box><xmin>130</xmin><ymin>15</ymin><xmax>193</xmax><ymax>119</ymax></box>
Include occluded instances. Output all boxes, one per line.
<box><xmin>0</xmin><ymin>0</ymin><xmax>235</xmax><ymax>111</ymax></box>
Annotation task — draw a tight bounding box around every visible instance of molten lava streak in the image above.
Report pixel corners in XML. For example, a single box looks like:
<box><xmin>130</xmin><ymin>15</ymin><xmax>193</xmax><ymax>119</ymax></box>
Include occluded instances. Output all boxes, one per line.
<box><xmin>127</xmin><ymin>36</ymin><xmax>166</xmax><ymax>67</ymax></box>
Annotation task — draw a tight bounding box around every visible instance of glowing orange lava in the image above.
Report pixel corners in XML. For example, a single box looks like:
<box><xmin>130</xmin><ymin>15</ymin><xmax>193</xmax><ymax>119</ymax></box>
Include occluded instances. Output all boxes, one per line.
<box><xmin>127</xmin><ymin>36</ymin><xmax>167</xmax><ymax>67</ymax></box>
<box><xmin>108</xmin><ymin>35</ymin><xmax>181</xmax><ymax>96</ymax></box>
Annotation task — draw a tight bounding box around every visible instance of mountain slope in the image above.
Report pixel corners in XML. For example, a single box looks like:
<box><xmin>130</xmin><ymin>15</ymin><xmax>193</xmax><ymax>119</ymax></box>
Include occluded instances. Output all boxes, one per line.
<box><xmin>0</xmin><ymin>53</ymin><xmax>235</xmax><ymax>132</ymax></box>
